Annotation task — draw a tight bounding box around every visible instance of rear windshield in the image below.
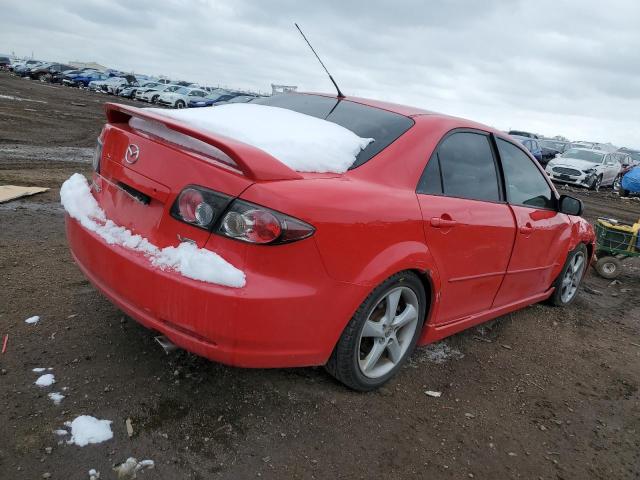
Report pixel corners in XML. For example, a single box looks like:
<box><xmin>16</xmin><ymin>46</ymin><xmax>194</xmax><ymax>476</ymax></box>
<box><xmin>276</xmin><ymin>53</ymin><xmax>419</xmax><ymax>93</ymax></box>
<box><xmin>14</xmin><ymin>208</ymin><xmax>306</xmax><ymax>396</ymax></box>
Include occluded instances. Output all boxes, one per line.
<box><xmin>253</xmin><ymin>94</ymin><xmax>414</xmax><ymax>169</ymax></box>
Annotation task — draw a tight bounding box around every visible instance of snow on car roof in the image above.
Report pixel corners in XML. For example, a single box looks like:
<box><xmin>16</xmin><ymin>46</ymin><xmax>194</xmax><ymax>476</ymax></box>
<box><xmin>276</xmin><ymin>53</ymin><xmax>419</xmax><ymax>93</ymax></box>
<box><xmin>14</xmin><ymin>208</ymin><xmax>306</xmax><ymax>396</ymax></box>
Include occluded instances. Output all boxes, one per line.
<box><xmin>145</xmin><ymin>104</ymin><xmax>374</xmax><ymax>173</ymax></box>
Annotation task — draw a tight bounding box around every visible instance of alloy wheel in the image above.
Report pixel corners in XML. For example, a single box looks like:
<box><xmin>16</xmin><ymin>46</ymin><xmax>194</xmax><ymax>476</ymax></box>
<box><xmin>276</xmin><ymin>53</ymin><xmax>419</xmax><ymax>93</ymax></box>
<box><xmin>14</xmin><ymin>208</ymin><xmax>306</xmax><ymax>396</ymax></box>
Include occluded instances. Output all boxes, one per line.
<box><xmin>560</xmin><ymin>251</ymin><xmax>585</xmax><ymax>303</ymax></box>
<box><xmin>357</xmin><ymin>286</ymin><xmax>419</xmax><ymax>379</ymax></box>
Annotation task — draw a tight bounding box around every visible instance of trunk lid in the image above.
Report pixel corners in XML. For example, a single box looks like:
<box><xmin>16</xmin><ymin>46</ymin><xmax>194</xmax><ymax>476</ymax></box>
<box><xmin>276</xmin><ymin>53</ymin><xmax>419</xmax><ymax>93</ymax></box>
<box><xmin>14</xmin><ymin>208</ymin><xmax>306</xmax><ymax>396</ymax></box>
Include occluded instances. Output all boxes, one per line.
<box><xmin>94</xmin><ymin>103</ymin><xmax>302</xmax><ymax>248</ymax></box>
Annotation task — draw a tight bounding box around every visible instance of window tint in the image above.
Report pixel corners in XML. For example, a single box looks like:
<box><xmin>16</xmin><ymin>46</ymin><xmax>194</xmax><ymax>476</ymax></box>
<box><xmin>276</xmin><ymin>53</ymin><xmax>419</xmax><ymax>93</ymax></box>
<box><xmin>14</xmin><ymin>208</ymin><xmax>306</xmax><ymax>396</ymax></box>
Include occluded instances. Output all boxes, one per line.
<box><xmin>437</xmin><ymin>132</ymin><xmax>500</xmax><ymax>202</ymax></box>
<box><xmin>497</xmin><ymin>138</ymin><xmax>554</xmax><ymax>209</ymax></box>
<box><xmin>253</xmin><ymin>93</ymin><xmax>414</xmax><ymax>169</ymax></box>
<box><xmin>416</xmin><ymin>154</ymin><xmax>442</xmax><ymax>195</ymax></box>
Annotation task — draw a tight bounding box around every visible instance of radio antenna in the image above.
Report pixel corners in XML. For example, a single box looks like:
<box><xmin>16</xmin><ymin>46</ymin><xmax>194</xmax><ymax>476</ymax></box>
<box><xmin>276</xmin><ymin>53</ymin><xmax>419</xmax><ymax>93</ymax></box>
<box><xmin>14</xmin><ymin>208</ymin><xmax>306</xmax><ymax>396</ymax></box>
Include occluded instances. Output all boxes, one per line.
<box><xmin>294</xmin><ymin>23</ymin><xmax>345</xmax><ymax>98</ymax></box>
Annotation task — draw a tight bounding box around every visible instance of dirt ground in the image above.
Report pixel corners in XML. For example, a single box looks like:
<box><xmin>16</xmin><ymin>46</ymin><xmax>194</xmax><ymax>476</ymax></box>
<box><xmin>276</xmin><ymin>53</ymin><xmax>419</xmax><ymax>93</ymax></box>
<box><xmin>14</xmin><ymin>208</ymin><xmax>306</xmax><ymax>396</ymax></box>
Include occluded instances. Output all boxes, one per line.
<box><xmin>1</xmin><ymin>73</ymin><xmax>639</xmax><ymax>480</ymax></box>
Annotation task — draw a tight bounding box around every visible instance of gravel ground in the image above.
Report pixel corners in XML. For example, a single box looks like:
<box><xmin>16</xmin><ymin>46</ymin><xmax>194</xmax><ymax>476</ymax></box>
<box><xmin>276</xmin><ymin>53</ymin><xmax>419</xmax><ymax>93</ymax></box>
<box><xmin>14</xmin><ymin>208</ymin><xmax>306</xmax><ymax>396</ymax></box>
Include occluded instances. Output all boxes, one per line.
<box><xmin>0</xmin><ymin>73</ymin><xmax>639</xmax><ymax>480</ymax></box>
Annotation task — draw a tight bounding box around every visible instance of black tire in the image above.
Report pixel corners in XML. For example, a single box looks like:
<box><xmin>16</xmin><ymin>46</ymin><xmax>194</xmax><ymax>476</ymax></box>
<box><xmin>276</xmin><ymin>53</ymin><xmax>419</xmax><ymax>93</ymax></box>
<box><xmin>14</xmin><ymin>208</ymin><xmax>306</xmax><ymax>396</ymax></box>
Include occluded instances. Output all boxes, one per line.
<box><xmin>325</xmin><ymin>271</ymin><xmax>426</xmax><ymax>391</ymax></box>
<box><xmin>589</xmin><ymin>175</ymin><xmax>602</xmax><ymax>191</ymax></box>
<box><xmin>594</xmin><ymin>256</ymin><xmax>622</xmax><ymax>279</ymax></box>
<box><xmin>151</xmin><ymin>95</ymin><xmax>159</xmax><ymax>104</ymax></box>
<box><xmin>547</xmin><ymin>244</ymin><xmax>588</xmax><ymax>306</ymax></box>
<box><xmin>175</xmin><ymin>100</ymin><xmax>185</xmax><ymax>109</ymax></box>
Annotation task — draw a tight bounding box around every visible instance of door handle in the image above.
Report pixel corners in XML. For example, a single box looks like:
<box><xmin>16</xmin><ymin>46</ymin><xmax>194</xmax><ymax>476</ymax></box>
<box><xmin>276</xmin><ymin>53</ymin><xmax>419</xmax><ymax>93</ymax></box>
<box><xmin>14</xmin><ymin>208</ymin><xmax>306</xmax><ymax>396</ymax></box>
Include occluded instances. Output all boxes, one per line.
<box><xmin>431</xmin><ymin>217</ymin><xmax>457</xmax><ymax>228</ymax></box>
<box><xmin>519</xmin><ymin>223</ymin><xmax>534</xmax><ymax>234</ymax></box>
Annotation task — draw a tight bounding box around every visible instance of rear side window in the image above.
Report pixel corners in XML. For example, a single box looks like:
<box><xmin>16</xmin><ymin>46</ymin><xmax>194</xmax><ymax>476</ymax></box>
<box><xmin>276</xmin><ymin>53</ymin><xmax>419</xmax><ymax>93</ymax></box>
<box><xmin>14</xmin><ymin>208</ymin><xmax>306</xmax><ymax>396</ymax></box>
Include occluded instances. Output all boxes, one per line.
<box><xmin>253</xmin><ymin>94</ymin><xmax>414</xmax><ymax>169</ymax></box>
<box><xmin>437</xmin><ymin>132</ymin><xmax>501</xmax><ymax>202</ymax></box>
<box><xmin>416</xmin><ymin>153</ymin><xmax>442</xmax><ymax>195</ymax></box>
<box><xmin>497</xmin><ymin>138</ymin><xmax>554</xmax><ymax>209</ymax></box>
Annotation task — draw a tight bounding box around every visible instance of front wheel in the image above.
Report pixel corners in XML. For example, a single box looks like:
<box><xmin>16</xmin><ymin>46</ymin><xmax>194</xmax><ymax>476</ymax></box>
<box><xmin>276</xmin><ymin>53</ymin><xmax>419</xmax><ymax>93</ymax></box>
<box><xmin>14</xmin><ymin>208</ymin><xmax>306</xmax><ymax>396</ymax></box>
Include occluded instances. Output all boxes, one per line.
<box><xmin>151</xmin><ymin>95</ymin><xmax>159</xmax><ymax>103</ymax></box>
<box><xmin>589</xmin><ymin>174</ymin><xmax>602</xmax><ymax>191</ymax></box>
<box><xmin>325</xmin><ymin>271</ymin><xmax>426</xmax><ymax>391</ymax></box>
<box><xmin>548</xmin><ymin>244</ymin><xmax>588</xmax><ymax>306</ymax></box>
<box><xmin>175</xmin><ymin>100</ymin><xmax>185</xmax><ymax>109</ymax></box>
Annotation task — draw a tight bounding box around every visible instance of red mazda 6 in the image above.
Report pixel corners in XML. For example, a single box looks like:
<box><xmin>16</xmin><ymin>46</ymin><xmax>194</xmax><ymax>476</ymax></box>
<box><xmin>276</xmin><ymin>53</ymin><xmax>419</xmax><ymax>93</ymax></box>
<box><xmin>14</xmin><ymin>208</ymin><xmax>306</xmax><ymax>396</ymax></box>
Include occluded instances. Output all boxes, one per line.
<box><xmin>65</xmin><ymin>93</ymin><xmax>595</xmax><ymax>390</ymax></box>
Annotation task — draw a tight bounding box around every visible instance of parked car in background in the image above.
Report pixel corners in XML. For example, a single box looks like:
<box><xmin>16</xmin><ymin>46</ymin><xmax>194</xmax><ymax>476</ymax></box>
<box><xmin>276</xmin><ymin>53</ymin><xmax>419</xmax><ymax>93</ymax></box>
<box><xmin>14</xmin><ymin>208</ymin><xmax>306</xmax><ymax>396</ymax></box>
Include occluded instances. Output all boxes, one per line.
<box><xmin>0</xmin><ymin>56</ymin><xmax>11</xmax><ymax>69</ymax></box>
<box><xmin>134</xmin><ymin>83</ymin><xmax>164</xmax><ymax>101</ymax></box>
<box><xmin>508</xmin><ymin>130</ymin><xmax>539</xmax><ymax>139</ymax></box>
<box><xmin>512</xmin><ymin>135</ymin><xmax>542</xmax><ymax>162</ymax></box>
<box><xmin>66</xmin><ymin>71</ymin><xmax>110</xmax><ymax>88</ymax></box>
<box><xmin>13</xmin><ymin>60</ymin><xmax>42</xmax><ymax>75</ymax></box>
<box><xmin>540</xmin><ymin>139</ymin><xmax>572</xmax><ymax>164</ymax></box>
<box><xmin>140</xmin><ymin>84</ymin><xmax>181</xmax><ymax>103</ymax></box>
<box><xmin>219</xmin><ymin>94</ymin><xmax>260</xmax><ymax>104</ymax></box>
<box><xmin>187</xmin><ymin>91</ymin><xmax>245</xmax><ymax>107</ymax></box>
<box><xmin>119</xmin><ymin>81</ymin><xmax>157</xmax><ymax>99</ymax></box>
<box><xmin>27</xmin><ymin>63</ymin><xmax>74</xmax><ymax>81</ymax></box>
<box><xmin>545</xmin><ymin>148</ymin><xmax>622</xmax><ymax>190</ymax></box>
<box><xmin>89</xmin><ymin>76</ymin><xmax>136</xmax><ymax>94</ymax></box>
<box><xmin>66</xmin><ymin>93</ymin><xmax>594</xmax><ymax>391</ymax></box>
<box><xmin>611</xmin><ymin>151</ymin><xmax>639</xmax><ymax>191</ymax></box>
<box><xmin>157</xmin><ymin>86</ymin><xmax>208</xmax><ymax>108</ymax></box>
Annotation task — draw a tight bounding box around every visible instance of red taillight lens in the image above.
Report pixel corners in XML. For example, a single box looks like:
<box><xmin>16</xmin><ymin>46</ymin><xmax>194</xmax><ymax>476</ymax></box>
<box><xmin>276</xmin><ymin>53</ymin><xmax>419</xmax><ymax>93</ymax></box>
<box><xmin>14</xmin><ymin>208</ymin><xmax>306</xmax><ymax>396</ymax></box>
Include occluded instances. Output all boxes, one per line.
<box><xmin>170</xmin><ymin>186</ymin><xmax>232</xmax><ymax>230</ymax></box>
<box><xmin>177</xmin><ymin>188</ymin><xmax>204</xmax><ymax>223</ymax></box>
<box><xmin>218</xmin><ymin>200</ymin><xmax>314</xmax><ymax>245</ymax></box>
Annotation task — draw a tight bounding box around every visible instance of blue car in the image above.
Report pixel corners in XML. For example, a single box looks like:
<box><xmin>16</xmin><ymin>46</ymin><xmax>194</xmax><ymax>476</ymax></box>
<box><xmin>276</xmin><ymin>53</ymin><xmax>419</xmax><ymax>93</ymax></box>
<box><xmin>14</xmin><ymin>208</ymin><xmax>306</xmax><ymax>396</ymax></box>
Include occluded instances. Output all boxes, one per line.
<box><xmin>65</xmin><ymin>71</ymin><xmax>110</xmax><ymax>87</ymax></box>
<box><xmin>511</xmin><ymin>135</ymin><xmax>543</xmax><ymax>162</ymax></box>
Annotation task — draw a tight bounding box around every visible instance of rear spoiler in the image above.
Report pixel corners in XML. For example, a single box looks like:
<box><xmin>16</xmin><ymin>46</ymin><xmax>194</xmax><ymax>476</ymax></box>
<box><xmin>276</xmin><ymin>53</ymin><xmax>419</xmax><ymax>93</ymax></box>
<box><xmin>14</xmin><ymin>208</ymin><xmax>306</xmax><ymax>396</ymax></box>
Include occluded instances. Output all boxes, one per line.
<box><xmin>105</xmin><ymin>103</ymin><xmax>302</xmax><ymax>182</ymax></box>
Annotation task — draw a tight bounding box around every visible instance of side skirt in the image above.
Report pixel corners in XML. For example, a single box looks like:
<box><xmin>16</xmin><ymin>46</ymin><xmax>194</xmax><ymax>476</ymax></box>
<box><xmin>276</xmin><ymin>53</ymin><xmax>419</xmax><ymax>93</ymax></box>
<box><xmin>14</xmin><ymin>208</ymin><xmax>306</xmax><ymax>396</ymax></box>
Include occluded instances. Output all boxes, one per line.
<box><xmin>418</xmin><ymin>288</ymin><xmax>554</xmax><ymax>345</ymax></box>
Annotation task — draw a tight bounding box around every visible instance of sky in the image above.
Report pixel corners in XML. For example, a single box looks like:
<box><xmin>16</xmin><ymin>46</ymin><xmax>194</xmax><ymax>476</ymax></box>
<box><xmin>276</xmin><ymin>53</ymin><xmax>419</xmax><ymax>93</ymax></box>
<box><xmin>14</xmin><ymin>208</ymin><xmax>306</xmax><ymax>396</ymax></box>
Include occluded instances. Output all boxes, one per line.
<box><xmin>1</xmin><ymin>0</ymin><xmax>639</xmax><ymax>148</ymax></box>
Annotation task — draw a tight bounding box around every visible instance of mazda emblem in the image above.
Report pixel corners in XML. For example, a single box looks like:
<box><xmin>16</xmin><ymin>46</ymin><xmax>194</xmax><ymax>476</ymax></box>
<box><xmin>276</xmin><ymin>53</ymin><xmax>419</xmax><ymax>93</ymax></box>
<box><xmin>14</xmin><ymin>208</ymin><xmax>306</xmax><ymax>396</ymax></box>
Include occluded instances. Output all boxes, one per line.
<box><xmin>125</xmin><ymin>144</ymin><xmax>140</xmax><ymax>164</ymax></box>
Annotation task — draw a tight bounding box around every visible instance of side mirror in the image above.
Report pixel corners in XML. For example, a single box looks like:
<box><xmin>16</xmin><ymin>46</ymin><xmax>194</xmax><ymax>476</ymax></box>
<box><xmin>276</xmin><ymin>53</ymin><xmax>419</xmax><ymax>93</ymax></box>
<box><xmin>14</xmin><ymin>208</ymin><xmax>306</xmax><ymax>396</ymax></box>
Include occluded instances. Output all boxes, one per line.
<box><xmin>559</xmin><ymin>195</ymin><xmax>583</xmax><ymax>216</ymax></box>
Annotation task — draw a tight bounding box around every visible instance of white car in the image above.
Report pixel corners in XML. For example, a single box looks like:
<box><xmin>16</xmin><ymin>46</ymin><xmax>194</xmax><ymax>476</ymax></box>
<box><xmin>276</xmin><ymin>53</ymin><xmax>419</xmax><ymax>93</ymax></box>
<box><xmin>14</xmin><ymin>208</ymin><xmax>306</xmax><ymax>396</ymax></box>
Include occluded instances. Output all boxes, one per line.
<box><xmin>88</xmin><ymin>77</ymin><xmax>129</xmax><ymax>93</ymax></box>
<box><xmin>545</xmin><ymin>148</ymin><xmax>622</xmax><ymax>190</ymax></box>
<box><xmin>156</xmin><ymin>86</ymin><xmax>208</xmax><ymax>108</ymax></box>
<box><xmin>138</xmin><ymin>84</ymin><xmax>181</xmax><ymax>103</ymax></box>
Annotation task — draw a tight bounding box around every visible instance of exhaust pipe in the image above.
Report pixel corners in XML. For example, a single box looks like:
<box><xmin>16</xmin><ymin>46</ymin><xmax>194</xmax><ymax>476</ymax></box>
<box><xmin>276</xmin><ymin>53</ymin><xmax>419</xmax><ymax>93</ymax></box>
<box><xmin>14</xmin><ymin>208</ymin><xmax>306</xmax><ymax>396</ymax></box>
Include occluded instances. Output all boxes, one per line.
<box><xmin>154</xmin><ymin>335</ymin><xmax>178</xmax><ymax>354</ymax></box>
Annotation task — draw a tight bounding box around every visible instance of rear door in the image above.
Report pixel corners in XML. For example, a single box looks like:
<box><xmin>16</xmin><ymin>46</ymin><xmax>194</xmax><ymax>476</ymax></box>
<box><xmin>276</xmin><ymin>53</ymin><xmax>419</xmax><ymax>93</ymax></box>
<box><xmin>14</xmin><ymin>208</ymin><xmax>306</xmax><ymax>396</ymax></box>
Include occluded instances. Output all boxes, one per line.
<box><xmin>416</xmin><ymin>131</ymin><xmax>516</xmax><ymax>324</ymax></box>
<box><xmin>492</xmin><ymin>138</ymin><xmax>571</xmax><ymax>307</ymax></box>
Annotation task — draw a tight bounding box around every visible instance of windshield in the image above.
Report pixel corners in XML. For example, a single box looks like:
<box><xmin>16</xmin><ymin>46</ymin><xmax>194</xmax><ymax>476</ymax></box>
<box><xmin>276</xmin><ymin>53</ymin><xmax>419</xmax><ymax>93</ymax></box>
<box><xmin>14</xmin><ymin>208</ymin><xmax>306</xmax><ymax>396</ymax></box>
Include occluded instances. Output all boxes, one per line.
<box><xmin>541</xmin><ymin>140</ymin><xmax>567</xmax><ymax>151</ymax></box>
<box><xmin>561</xmin><ymin>149</ymin><xmax>604</xmax><ymax>163</ymax></box>
<box><xmin>175</xmin><ymin>87</ymin><xmax>190</xmax><ymax>94</ymax></box>
<box><xmin>253</xmin><ymin>94</ymin><xmax>414</xmax><ymax>168</ymax></box>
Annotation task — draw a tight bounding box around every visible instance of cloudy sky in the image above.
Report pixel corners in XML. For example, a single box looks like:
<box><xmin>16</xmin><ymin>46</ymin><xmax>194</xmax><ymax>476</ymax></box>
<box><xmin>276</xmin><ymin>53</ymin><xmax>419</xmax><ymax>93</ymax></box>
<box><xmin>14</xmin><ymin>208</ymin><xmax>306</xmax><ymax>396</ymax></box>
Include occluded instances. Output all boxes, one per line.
<box><xmin>2</xmin><ymin>0</ymin><xmax>639</xmax><ymax>147</ymax></box>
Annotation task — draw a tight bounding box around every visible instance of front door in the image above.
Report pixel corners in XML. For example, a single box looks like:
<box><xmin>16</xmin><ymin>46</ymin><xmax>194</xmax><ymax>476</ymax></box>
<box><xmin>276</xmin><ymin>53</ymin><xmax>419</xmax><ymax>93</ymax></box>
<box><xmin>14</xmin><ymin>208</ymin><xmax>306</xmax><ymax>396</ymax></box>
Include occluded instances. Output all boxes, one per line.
<box><xmin>492</xmin><ymin>138</ymin><xmax>571</xmax><ymax>307</ymax></box>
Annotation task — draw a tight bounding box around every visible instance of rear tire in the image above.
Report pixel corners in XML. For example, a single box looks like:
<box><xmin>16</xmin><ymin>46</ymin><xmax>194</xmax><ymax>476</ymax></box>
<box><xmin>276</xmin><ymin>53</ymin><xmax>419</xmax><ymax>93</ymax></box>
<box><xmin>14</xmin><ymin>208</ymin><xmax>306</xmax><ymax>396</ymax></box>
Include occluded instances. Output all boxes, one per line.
<box><xmin>325</xmin><ymin>271</ymin><xmax>426</xmax><ymax>391</ymax></box>
<box><xmin>548</xmin><ymin>244</ymin><xmax>588</xmax><ymax>306</ymax></box>
<box><xmin>594</xmin><ymin>256</ymin><xmax>621</xmax><ymax>279</ymax></box>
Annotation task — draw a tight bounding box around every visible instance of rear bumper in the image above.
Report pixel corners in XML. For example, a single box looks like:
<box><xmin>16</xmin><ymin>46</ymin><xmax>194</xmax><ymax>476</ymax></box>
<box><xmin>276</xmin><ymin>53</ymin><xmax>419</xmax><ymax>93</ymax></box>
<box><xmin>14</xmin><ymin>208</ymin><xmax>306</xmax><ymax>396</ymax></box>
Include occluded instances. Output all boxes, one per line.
<box><xmin>66</xmin><ymin>215</ymin><xmax>366</xmax><ymax>368</ymax></box>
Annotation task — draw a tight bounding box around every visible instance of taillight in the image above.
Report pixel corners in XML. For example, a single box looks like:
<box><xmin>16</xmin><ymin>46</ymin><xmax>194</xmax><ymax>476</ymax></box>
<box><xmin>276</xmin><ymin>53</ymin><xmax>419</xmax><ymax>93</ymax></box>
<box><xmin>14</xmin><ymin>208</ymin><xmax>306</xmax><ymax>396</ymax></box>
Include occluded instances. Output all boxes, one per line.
<box><xmin>170</xmin><ymin>186</ymin><xmax>232</xmax><ymax>230</ymax></box>
<box><xmin>216</xmin><ymin>199</ymin><xmax>314</xmax><ymax>245</ymax></box>
<box><xmin>170</xmin><ymin>186</ymin><xmax>315</xmax><ymax>244</ymax></box>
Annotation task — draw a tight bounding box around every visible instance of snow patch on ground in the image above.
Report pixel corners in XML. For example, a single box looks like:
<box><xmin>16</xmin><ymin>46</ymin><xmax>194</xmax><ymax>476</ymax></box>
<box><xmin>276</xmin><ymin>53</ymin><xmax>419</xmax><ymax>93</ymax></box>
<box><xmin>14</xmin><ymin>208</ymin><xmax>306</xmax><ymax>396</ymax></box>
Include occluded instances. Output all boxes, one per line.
<box><xmin>141</xmin><ymin>103</ymin><xmax>373</xmax><ymax>173</ymax></box>
<box><xmin>60</xmin><ymin>173</ymin><xmax>245</xmax><ymax>287</ymax></box>
<box><xmin>35</xmin><ymin>373</ymin><xmax>55</xmax><ymax>387</ymax></box>
<box><xmin>25</xmin><ymin>315</ymin><xmax>40</xmax><ymax>324</ymax></box>
<box><xmin>0</xmin><ymin>94</ymin><xmax>47</xmax><ymax>103</ymax></box>
<box><xmin>113</xmin><ymin>457</ymin><xmax>155</xmax><ymax>477</ymax></box>
<box><xmin>416</xmin><ymin>342</ymin><xmax>464</xmax><ymax>364</ymax></box>
<box><xmin>48</xmin><ymin>392</ymin><xmax>65</xmax><ymax>405</ymax></box>
<box><xmin>64</xmin><ymin>415</ymin><xmax>113</xmax><ymax>446</ymax></box>
<box><xmin>32</xmin><ymin>367</ymin><xmax>46</xmax><ymax>372</ymax></box>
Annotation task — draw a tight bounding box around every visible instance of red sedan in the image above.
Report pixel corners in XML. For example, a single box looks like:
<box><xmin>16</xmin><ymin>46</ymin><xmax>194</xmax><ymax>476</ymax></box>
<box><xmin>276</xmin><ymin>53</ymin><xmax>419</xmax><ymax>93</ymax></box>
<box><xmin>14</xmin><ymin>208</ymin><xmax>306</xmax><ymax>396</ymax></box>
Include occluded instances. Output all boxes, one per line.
<box><xmin>63</xmin><ymin>93</ymin><xmax>595</xmax><ymax>391</ymax></box>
